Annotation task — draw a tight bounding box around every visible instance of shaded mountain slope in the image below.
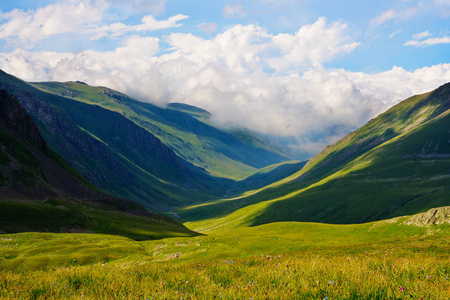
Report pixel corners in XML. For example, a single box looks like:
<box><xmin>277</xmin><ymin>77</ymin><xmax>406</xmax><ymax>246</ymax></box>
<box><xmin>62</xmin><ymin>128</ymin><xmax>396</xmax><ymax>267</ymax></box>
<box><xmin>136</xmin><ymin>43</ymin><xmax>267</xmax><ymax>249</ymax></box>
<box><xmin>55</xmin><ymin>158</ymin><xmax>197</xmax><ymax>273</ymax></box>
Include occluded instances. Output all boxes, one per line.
<box><xmin>180</xmin><ymin>82</ymin><xmax>450</xmax><ymax>231</ymax></box>
<box><xmin>0</xmin><ymin>89</ymin><xmax>198</xmax><ymax>240</ymax></box>
<box><xmin>0</xmin><ymin>70</ymin><xmax>231</xmax><ymax>210</ymax></box>
<box><xmin>227</xmin><ymin>160</ymin><xmax>306</xmax><ymax>197</ymax></box>
<box><xmin>32</xmin><ymin>81</ymin><xmax>289</xmax><ymax>180</ymax></box>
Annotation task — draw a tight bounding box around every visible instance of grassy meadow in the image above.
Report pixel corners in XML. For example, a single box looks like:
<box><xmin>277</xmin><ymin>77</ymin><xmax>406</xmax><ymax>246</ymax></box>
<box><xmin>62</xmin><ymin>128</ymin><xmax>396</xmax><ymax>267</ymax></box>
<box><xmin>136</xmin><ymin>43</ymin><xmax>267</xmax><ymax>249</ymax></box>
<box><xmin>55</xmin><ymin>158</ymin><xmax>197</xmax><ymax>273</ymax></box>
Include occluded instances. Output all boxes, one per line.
<box><xmin>1</xmin><ymin>215</ymin><xmax>449</xmax><ymax>299</ymax></box>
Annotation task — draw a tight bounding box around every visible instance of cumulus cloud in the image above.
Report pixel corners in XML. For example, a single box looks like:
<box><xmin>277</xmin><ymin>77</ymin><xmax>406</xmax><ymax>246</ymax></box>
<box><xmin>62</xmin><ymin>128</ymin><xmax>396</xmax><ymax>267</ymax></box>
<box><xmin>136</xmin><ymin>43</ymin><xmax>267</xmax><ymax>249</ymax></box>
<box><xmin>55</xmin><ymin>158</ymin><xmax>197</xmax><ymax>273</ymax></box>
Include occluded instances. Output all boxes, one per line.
<box><xmin>1</xmin><ymin>18</ymin><xmax>450</xmax><ymax>158</ymax></box>
<box><xmin>268</xmin><ymin>18</ymin><xmax>360</xmax><ymax>72</ymax></box>
<box><xmin>0</xmin><ymin>0</ymin><xmax>107</xmax><ymax>46</ymax></box>
<box><xmin>0</xmin><ymin>0</ymin><xmax>186</xmax><ymax>46</ymax></box>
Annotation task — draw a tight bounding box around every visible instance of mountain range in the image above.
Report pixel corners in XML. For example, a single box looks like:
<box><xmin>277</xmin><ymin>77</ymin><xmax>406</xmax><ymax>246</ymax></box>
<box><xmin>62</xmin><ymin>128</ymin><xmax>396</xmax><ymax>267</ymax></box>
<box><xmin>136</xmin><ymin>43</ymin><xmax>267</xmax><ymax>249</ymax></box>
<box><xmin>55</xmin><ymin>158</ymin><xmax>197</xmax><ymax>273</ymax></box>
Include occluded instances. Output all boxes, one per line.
<box><xmin>0</xmin><ymin>70</ymin><xmax>288</xmax><ymax>212</ymax></box>
<box><xmin>180</xmin><ymin>82</ymin><xmax>450</xmax><ymax>232</ymax></box>
<box><xmin>0</xmin><ymin>88</ymin><xmax>197</xmax><ymax>240</ymax></box>
<box><xmin>0</xmin><ymin>68</ymin><xmax>449</xmax><ymax>238</ymax></box>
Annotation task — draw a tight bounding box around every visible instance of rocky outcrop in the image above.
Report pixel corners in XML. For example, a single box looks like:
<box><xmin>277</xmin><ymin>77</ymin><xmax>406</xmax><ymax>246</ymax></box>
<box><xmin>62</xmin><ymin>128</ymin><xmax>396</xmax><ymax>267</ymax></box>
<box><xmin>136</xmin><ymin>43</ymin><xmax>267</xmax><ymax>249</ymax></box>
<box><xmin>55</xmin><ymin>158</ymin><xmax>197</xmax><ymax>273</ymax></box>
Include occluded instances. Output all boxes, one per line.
<box><xmin>0</xmin><ymin>89</ymin><xmax>46</xmax><ymax>150</ymax></box>
<box><xmin>404</xmin><ymin>207</ymin><xmax>450</xmax><ymax>227</ymax></box>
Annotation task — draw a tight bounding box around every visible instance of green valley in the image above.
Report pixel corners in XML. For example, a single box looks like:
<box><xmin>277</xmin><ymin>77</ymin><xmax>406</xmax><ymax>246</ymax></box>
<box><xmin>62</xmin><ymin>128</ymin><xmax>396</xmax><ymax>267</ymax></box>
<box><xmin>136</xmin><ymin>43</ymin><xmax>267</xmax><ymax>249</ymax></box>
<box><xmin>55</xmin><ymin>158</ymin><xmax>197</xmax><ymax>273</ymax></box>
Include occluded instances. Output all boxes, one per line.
<box><xmin>31</xmin><ymin>80</ymin><xmax>289</xmax><ymax>180</ymax></box>
<box><xmin>0</xmin><ymin>71</ymin><xmax>449</xmax><ymax>300</ymax></box>
<box><xmin>0</xmin><ymin>70</ymin><xmax>289</xmax><ymax>211</ymax></box>
<box><xmin>178</xmin><ymin>82</ymin><xmax>450</xmax><ymax>231</ymax></box>
<box><xmin>1</xmin><ymin>1</ymin><xmax>449</xmax><ymax>299</ymax></box>
<box><xmin>1</xmin><ymin>208</ymin><xmax>449</xmax><ymax>299</ymax></box>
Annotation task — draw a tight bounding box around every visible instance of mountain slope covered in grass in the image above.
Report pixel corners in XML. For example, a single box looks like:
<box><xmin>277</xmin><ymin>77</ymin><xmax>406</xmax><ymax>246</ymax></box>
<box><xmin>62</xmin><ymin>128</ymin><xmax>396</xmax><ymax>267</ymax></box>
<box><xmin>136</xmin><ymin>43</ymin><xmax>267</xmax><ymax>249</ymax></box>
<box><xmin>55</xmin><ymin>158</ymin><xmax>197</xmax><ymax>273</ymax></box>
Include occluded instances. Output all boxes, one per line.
<box><xmin>179</xmin><ymin>82</ymin><xmax>450</xmax><ymax>231</ymax></box>
<box><xmin>0</xmin><ymin>69</ymin><xmax>291</xmax><ymax>211</ymax></box>
<box><xmin>0</xmin><ymin>89</ymin><xmax>198</xmax><ymax>240</ymax></box>
<box><xmin>32</xmin><ymin>81</ymin><xmax>289</xmax><ymax>180</ymax></box>
<box><xmin>0</xmin><ymin>70</ymin><xmax>228</xmax><ymax>210</ymax></box>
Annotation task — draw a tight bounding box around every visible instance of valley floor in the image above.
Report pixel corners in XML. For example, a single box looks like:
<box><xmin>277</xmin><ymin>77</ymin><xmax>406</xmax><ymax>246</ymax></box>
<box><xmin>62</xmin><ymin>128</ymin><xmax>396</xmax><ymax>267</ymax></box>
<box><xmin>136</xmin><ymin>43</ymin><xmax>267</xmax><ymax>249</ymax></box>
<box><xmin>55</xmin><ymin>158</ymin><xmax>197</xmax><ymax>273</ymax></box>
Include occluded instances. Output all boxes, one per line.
<box><xmin>1</xmin><ymin>214</ymin><xmax>449</xmax><ymax>299</ymax></box>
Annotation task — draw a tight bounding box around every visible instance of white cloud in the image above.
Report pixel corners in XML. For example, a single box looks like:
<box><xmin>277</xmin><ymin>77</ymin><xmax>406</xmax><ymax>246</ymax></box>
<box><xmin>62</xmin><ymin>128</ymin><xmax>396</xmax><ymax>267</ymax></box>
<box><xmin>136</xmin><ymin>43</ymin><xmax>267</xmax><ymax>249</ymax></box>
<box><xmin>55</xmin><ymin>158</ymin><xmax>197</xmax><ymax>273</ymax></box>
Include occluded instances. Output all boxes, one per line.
<box><xmin>389</xmin><ymin>29</ymin><xmax>402</xmax><ymax>38</ymax></box>
<box><xmin>0</xmin><ymin>0</ymin><xmax>186</xmax><ymax>46</ymax></box>
<box><xmin>0</xmin><ymin>0</ymin><xmax>107</xmax><ymax>46</ymax></box>
<box><xmin>405</xmin><ymin>30</ymin><xmax>450</xmax><ymax>46</ymax></box>
<box><xmin>1</xmin><ymin>19</ymin><xmax>450</xmax><ymax>158</ymax></box>
<box><xmin>268</xmin><ymin>18</ymin><xmax>360</xmax><ymax>72</ymax></box>
<box><xmin>371</xmin><ymin>9</ymin><xmax>397</xmax><ymax>26</ymax></box>
<box><xmin>413</xmin><ymin>30</ymin><xmax>431</xmax><ymax>39</ymax></box>
<box><xmin>371</xmin><ymin>7</ymin><xmax>419</xmax><ymax>26</ymax></box>
<box><xmin>405</xmin><ymin>36</ymin><xmax>450</xmax><ymax>46</ymax></box>
<box><xmin>197</xmin><ymin>22</ymin><xmax>218</xmax><ymax>34</ymax></box>
<box><xmin>92</xmin><ymin>14</ymin><xmax>188</xmax><ymax>39</ymax></box>
<box><xmin>223</xmin><ymin>3</ymin><xmax>246</xmax><ymax>19</ymax></box>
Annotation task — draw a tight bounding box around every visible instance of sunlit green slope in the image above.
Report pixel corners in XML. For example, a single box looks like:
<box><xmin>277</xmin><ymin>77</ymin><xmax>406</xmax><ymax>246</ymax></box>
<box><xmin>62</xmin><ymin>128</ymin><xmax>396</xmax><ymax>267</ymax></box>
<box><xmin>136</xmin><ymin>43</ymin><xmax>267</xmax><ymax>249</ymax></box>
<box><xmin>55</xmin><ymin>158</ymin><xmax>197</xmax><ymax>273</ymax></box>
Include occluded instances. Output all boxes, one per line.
<box><xmin>179</xmin><ymin>82</ymin><xmax>450</xmax><ymax>231</ymax></box>
<box><xmin>1</xmin><ymin>207</ymin><xmax>449</xmax><ymax>270</ymax></box>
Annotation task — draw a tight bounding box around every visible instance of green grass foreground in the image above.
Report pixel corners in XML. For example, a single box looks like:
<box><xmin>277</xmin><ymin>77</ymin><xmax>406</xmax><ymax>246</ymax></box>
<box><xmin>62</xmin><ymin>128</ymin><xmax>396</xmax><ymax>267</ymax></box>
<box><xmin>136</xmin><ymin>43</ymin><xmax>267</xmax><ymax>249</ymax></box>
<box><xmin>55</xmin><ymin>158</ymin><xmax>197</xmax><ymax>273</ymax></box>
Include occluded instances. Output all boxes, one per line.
<box><xmin>1</xmin><ymin>218</ymin><xmax>449</xmax><ymax>299</ymax></box>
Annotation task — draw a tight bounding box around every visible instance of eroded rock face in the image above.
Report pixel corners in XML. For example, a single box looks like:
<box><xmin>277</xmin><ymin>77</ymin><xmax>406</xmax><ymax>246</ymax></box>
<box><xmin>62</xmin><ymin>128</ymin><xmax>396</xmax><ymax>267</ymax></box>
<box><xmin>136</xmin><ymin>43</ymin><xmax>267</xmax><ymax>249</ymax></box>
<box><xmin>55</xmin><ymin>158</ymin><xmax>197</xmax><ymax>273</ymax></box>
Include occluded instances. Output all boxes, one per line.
<box><xmin>404</xmin><ymin>207</ymin><xmax>450</xmax><ymax>227</ymax></box>
<box><xmin>0</xmin><ymin>89</ymin><xmax>47</xmax><ymax>150</ymax></box>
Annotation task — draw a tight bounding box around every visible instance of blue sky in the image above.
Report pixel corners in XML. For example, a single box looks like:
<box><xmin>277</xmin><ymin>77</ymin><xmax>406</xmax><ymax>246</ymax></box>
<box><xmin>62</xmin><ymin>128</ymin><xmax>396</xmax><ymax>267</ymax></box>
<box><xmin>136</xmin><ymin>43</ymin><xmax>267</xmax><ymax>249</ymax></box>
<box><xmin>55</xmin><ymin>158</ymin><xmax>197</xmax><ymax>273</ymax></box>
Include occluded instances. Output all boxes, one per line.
<box><xmin>1</xmin><ymin>0</ymin><xmax>448</xmax><ymax>71</ymax></box>
<box><xmin>0</xmin><ymin>0</ymin><xmax>449</xmax><ymax>157</ymax></box>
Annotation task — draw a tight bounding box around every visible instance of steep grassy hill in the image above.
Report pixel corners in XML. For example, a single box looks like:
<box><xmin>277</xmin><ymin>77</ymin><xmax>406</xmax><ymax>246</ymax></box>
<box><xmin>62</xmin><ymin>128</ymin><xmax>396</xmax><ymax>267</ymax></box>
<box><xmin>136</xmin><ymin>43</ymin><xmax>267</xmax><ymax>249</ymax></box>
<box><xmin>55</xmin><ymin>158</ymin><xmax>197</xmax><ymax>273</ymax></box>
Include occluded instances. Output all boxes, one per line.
<box><xmin>0</xmin><ymin>70</ymin><xmax>232</xmax><ymax>211</ymax></box>
<box><xmin>179</xmin><ymin>83</ymin><xmax>450</xmax><ymax>231</ymax></box>
<box><xmin>31</xmin><ymin>81</ymin><xmax>289</xmax><ymax>180</ymax></box>
<box><xmin>0</xmin><ymin>89</ymin><xmax>198</xmax><ymax>240</ymax></box>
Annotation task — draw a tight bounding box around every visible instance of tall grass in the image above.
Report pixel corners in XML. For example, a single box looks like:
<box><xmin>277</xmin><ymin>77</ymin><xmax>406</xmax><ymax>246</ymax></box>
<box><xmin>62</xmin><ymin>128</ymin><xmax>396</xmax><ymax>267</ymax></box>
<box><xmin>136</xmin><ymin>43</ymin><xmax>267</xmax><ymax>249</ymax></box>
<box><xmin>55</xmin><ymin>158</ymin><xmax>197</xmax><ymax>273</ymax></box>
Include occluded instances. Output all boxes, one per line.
<box><xmin>1</xmin><ymin>233</ymin><xmax>449</xmax><ymax>299</ymax></box>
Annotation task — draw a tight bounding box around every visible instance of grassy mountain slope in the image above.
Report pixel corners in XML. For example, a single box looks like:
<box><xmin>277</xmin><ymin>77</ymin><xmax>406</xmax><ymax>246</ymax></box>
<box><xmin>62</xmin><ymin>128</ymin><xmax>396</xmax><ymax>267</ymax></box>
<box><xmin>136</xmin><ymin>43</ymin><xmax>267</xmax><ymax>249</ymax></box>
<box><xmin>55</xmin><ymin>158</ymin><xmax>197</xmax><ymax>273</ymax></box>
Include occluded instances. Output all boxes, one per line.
<box><xmin>0</xmin><ymin>70</ymin><xmax>232</xmax><ymax>211</ymax></box>
<box><xmin>32</xmin><ymin>81</ymin><xmax>289</xmax><ymax>180</ymax></box>
<box><xmin>179</xmin><ymin>83</ymin><xmax>450</xmax><ymax>231</ymax></box>
<box><xmin>0</xmin><ymin>89</ymin><xmax>198</xmax><ymax>240</ymax></box>
<box><xmin>225</xmin><ymin>160</ymin><xmax>306</xmax><ymax>197</ymax></box>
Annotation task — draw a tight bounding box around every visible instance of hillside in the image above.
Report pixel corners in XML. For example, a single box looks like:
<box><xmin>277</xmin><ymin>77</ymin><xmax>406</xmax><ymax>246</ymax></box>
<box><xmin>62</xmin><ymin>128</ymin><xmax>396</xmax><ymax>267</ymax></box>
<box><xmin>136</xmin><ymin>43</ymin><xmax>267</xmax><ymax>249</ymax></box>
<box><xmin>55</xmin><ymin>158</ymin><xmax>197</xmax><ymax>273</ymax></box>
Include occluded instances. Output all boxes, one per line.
<box><xmin>0</xmin><ymin>69</ymin><xmax>291</xmax><ymax>211</ymax></box>
<box><xmin>0</xmin><ymin>89</ymin><xmax>198</xmax><ymax>240</ymax></box>
<box><xmin>31</xmin><ymin>81</ymin><xmax>289</xmax><ymax>180</ymax></box>
<box><xmin>0</xmin><ymin>70</ymin><xmax>224</xmax><ymax>210</ymax></box>
<box><xmin>179</xmin><ymin>82</ymin><xmax>450</xmax><ymax>231</ymax></box>
<box><xmin>225</xmin><ymin>160</ymin><xmax>306</xmax><ymax>197</ymax></box>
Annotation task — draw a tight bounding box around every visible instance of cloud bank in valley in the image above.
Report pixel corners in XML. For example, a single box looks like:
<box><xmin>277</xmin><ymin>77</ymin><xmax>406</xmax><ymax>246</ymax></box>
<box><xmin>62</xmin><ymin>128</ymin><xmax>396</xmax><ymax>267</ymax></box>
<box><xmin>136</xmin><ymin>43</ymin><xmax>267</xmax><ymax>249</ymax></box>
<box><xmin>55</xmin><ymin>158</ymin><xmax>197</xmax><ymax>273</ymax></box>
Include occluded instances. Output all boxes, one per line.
<box><xmin>1</xmin><ymin>1</ymin><xmax>450</xmax><ymax>158</ymax></box>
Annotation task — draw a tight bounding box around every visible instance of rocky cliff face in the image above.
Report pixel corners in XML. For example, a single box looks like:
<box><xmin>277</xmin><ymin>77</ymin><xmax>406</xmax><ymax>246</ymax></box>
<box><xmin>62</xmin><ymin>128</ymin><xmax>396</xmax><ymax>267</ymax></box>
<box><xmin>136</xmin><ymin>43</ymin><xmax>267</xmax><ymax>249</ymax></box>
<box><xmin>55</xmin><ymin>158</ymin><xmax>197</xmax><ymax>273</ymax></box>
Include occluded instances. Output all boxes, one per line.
<box><xmin>0</xmin><ymin>89</ymin><xmax>46</xmax><ymax>150</ymax></box>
